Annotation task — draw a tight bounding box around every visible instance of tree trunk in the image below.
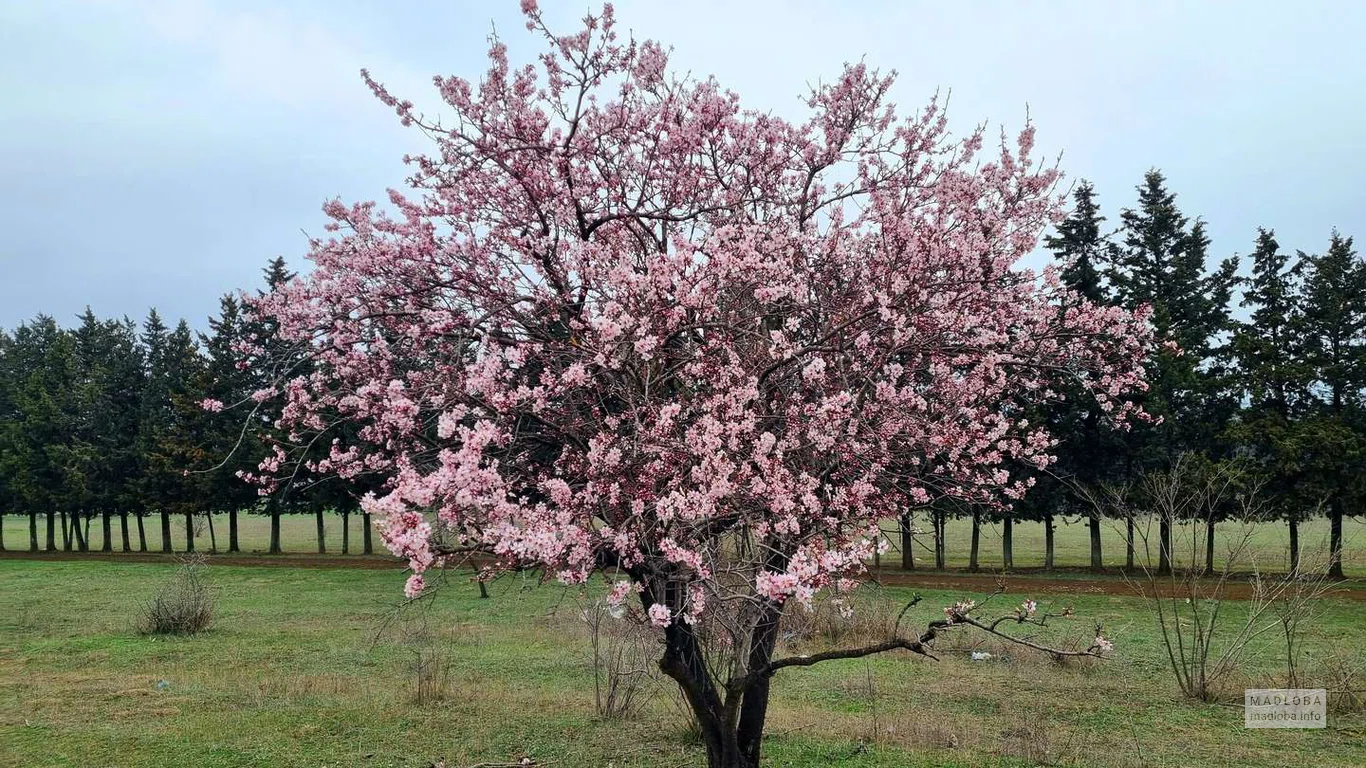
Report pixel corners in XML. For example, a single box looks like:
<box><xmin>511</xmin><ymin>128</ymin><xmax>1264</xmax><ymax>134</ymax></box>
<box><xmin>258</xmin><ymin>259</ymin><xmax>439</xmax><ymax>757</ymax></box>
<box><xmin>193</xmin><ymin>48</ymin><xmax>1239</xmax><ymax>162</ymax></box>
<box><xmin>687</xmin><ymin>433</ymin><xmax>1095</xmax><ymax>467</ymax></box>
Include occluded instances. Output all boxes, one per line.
<box><xmin>269</xmin><ymin>500</ymin><xmax>282</xmax><ymax>554</ymax></box>
<box><xmin>968</xmin><ymin>509</ymin><xmax>981</xmax><ymax>572</ymax></box>
<box><xmin>0</xmin><ymin>513</ymin><xmax>4</xmax><ymax>551</ymax></box>
<box><xmin>1125</xmin><ymin>516</ymin><xmax>1135</xmax><ymax>570</ymax></box>
<box><xmin>82</xmin><ymin>512</ymin><xmax>91</xmax><ymax>550</ymax></box>
<box><xmin>1089</xmin><ymin>514</ymin><xmax>1103</xmax><ymax>571</ymax></box>
<box><xmin>183</xmin><ymin>512</ymin><xmax>195</xmax><ymax>552</ymax></box>
<box><xmin>315</xmin><ymin>505</ymin><xmax>326</xmax><ymax>554</ymax></box>
<box><xmin>119</xmin><ymin>511</ymin><xmax>131</xmax><ymax>552</ymax></box>
<box><xmin>136</xmin><ymin>513</ymin><xmax>147</xmax><ymax>552</ymax></box>
<box><xmin>1158</xmin><ymin>515</ymin><xmax>1172</xmax><ymax>575</ymax></box>
<box><xmin>160</xmin><ymin>510</ymin><xmax>172</xmax><ymax>553</ymax></box>
<box><xmin>228</xmin><ymin>508</ymin><xmax>239</xmax><ymax>553</ymax></box>
<box><xmin>1044</xmin><ymin>513</ymin><xmax>1055</xmax><ymax>570</ymax></box>
<box><xmin>933</xmin><ymin>510</ymin><xmax>946</xmax><ymax>570</ymax></box>
<box><xmin>1204</xmin><ymin>515</ymin><xmax>1215</xmax><ymax>575</ymax></box>
<box><xmin>30</xmin><ymin>510</ymin><xmax>39</xmax><ymax>552</ymax></box>
<box><xmin>1328</xmin><ymin>497</ymin><xmax>1345</xmax><ymax>579</ymax></box>
<box><xmin>1288</xmin><ymin>517</ymin><xmax>1300</xmax><ymax>575</ymax></box>
<box><xmin>101</xmin><ymin>510</ymin><xmax>113</xmax><ymax>552</ymax></box>
<box><xmin>478</xmin><ymin>580</ymin><xmax>489</xmax><ymax>599</ymax></box>
<box><xmin>46</xmin><ymin>510</ymin><xmax>56</xmax><ymax>551</ymax></box>
<box><xmin>61</xmin><ymin>510</ymin><xmax>71</xmax><ymax>551</ymax></box>
<box><xmin>1002</xmin><ymin>516</ymin><xmax>1014</xmax><ymax>570</ymax></box>
<box><xmin>341</xmin><ymin>510</ymin><xmax>350</xmax><ymax>555</ymax></box>
<box><xmin>362</xmin><ymin>512</ymin><xmax>373</xmax><ymax>555</ymax></box>
<box><xmin>207</xmin><ymin>512</ymin><xmax>217</xmax><ymax>553</ymax></box>
<box><xmin>899</xmin><ymin>512</ymin><xmax>913</xmax><ymax>570</ymax></box>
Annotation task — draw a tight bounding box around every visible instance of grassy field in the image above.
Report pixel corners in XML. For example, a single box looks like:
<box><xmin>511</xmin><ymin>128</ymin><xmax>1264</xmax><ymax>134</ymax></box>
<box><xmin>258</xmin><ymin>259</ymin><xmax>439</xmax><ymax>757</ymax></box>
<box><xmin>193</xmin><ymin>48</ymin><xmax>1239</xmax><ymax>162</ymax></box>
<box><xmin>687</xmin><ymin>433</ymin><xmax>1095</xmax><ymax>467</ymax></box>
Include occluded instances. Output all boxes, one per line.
<box><xmin>2</xmin><ymin>560</ymin><xmax>1364</xmax><ymax>767</ymax></box>
<box><xmin>5</xmin><ymin>512</ymin><xmax>1364</xmax><ymax>576</ymax></box>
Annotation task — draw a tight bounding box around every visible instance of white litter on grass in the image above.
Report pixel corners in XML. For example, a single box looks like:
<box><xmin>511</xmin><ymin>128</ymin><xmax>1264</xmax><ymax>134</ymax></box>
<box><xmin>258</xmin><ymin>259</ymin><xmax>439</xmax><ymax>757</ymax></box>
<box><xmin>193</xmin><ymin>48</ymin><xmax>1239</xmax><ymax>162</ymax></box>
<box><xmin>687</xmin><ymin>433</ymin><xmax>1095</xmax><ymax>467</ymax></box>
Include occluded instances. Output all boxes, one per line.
<box><xmin>971</xmin><ymin>651</ymin><xmax>993</xmax><ymax>661</ymax></box>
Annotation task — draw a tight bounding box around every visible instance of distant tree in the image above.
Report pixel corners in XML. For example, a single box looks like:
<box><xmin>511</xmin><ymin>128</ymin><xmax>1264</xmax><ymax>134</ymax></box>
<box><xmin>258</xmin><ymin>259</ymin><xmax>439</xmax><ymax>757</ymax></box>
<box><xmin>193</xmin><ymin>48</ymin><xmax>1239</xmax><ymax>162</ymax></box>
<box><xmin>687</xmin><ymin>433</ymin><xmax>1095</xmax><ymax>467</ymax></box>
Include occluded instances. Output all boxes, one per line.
<box><xmin>5</xmin><ymin>318</ymin><xmax>77</xmax><ymax>552</ymax></box>
<box><xmin>1229</xmin><ymin>229</ymin><xmax>1311</xmax><ymax>571</ymax></box>
<box><xmin>136</xmin><ymin>309</ymin><xmax>177</xmax><ymax>552</ymax></box>
<box><xmin>1109</xmin><ymin>171</ymin><xmax>1239</xmax><ymax>573</ymax></box>
<box><xmin>1296</xmin><ymin>232</ymin><xmax>1366</xmax><ymax>579</ymax></box>
<box><xmin>199</xmin><ymin>294</ymin><xmax>259</xmax><ymax>552</ymax></box>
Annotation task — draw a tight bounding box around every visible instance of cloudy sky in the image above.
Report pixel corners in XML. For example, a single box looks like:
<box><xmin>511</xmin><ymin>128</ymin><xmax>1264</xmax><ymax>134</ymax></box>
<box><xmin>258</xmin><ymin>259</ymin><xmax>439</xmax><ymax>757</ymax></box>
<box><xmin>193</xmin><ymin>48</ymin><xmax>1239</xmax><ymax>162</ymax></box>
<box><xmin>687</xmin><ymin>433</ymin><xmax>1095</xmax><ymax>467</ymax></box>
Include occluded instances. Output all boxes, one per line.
<box><xmin>3</xmin><ymin>0</ymin><xmax>1363</xmax><ymax>329</ymax></box>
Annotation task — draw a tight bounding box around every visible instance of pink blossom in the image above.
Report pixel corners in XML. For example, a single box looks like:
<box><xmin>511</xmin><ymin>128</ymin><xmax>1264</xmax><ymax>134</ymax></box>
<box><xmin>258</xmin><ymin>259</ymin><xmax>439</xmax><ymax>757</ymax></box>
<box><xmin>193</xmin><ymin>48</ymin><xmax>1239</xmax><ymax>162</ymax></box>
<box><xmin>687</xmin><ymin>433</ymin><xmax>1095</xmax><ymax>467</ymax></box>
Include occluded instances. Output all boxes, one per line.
<box><xmin>199</xmin><ymin>398</ymin><xmax>225</xmax><ymax>412</ymax></box>
<box><xmin>648</xmin><ymin>603</ymin><xmax>672</xmax><ymax>628</ymax></box>
<box><xmin>404</xmin><ymin>574</ymin><xmax>425</xmax><ymax>599</ymax></box>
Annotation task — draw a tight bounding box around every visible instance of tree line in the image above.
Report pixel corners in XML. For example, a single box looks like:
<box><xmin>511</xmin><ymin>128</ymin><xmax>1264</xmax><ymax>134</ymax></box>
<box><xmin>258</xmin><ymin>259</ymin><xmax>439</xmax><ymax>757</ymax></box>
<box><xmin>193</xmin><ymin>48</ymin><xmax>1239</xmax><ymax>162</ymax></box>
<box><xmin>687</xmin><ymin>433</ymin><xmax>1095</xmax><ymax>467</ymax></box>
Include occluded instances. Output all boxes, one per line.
<box><xmin>2</xmin><ymin>171</ymin><xmax>1363</xmax><ymax>574</ymax></box>
<box><xmin>897</xmin><ymin>169</ymin><xmax>1363</xmax><ymax>577</ymax></box>
<box><xmin>0</xmin><ymin>259</ymin><xmax>377</xmax><ymax>556</ymax></box>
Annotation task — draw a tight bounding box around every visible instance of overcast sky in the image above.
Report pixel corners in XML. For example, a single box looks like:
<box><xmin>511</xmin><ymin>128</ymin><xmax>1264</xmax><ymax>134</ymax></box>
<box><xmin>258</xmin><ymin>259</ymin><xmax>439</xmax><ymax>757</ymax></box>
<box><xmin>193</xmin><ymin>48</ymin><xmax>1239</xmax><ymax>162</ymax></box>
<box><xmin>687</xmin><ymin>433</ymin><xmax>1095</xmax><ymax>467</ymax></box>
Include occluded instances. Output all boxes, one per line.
<box><xmin>3</xmin><ymin>0</ymin><xmax>1364</xmax><ymax>330</ymax></box>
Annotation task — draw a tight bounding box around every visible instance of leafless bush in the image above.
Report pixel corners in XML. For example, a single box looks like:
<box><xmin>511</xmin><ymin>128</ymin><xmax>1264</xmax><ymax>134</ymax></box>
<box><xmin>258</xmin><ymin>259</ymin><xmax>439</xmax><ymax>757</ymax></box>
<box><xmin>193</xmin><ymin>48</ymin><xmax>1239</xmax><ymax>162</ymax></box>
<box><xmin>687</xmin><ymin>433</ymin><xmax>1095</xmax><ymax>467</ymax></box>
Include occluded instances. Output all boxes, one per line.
<box><xmin>780</xmin><ymin>586</ymin><xmax>898</xmax><ymax>649</ymax></box>
<box><xmin>401</xmin><ymin>621</ymin><xmax>456</xmax><ymax>706</ymax></box>
<box><xmin>582</xmin><ymin>600</ymin><xmax>656</xmax><ymax>719</ymax></box>
<box><xmin>1089</xmin><ymin>457</ymin><xmax>1334</xmax><ymax>702</ymax></box>
<box><xmin>1310</xmin><ymin>649</ymin><xmax>1366</xmax><ymax>714</ymax></box>
<box><xmin>135</xmin><ymin>557</ymin><xmax>214</xmax><ymax>635</ymax></box>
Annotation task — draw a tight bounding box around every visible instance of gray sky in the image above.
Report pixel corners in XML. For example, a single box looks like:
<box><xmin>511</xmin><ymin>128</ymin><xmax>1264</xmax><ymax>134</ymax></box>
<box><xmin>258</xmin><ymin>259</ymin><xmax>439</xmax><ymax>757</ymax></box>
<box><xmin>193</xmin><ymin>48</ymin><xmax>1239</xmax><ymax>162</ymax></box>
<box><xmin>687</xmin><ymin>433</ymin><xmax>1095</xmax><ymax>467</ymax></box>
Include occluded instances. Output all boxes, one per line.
<box><xmin>3</xmin><ymin>0</ymin><xmax>1363</xmax><ymax>330</ymax></box>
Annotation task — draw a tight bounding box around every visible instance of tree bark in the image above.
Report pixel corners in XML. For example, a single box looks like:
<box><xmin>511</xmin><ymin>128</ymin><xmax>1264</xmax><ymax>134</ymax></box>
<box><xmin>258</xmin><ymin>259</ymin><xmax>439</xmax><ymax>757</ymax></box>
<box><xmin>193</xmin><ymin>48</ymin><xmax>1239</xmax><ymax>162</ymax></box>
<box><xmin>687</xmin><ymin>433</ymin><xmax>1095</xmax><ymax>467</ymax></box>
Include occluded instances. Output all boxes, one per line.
<box><xmin>478</xmin><ymin>580</ymin><xmax>489</xmax><ymax>599</ymax></box>
<box><xmin>1089</xmin><ymin>514</ymin><xmax>1103</xmax><ymax>571</ymax></box>
<box><xmin>1158</xmin><ymin>515</ymin><xmax>1172</xmax><ymax>575</ymax></box>
<box><xmin>46</xmin><ymin>510</ymin><xmax>56</xmax><ymax>551</ymax></box>
<box><xmin>1204</xmin><ymin>515</ymin><xmax>1215</xmax><ymax>575</ymax></box>
<box><xmin>60</xmin><ymin>510</ymin><xmax>71</xmax><ymax>551</ymax></box>
<box><xmin>968</xmin><ymin>508</ymin><xmax>981</xmax><ymax>572</ymax></box>
<box><xmin>119</xmin><ymin>510</ymin><xmax>131</xmax><ymax>552</ymax></box>
<box><xmin>933</xmin><ymin>510</ymin><xmax>946</xmax><ymax>570</ymax></box>
<box><xmin>183</xmin><ymin>512</ymin><xmax>195</xmax><ymax>552</ymax></box>
<box><xmin>899</xmin><ymin>512</ymin><xmax>913</xmax><ymax>570</ymax></box>
<box><xmin>1044</xmin><ymin>513</ymin><xmax>1055</xmax><ymax>570</ymax></box>
<box><xmin>101</xmin><ymin>510</ymin><xmax>112</xmax><ymax>552</ymax></box>
<box><xmin>160</xmin><ymin>510</ymin><xmax>172</xmax><ymax>553</ymax></box>
<box><xmin>1125</xmin><ymin>515</ymin><xmax>1135</xmax><ymax>570</ymax></box>
<box><xmin>82</xmin><ymin>512</ymin><xmax>91</xmax><ymax>550</ymax></box>
<box><xmin>30</xmin><ymin>510</ymin><xmax>39</xmax><ymax>552</ymax></box>
<box><xmin>228</xmin><ymin>508</ymin><xmax>239</xmax><ymax>553</ymax></box>
<box><xmin>341</xmin><ymin>510</ymin><xmax>350</xmax><ymax>555</ymax></box>
<box><xmin>136</xmin><ymin>513</ymin><xmax>147</xmax><ymax>552</ymax></box>
<box><xmin>269</xmin><ymin>499</ymin><xmax>282</xmax><ymax>554</ymax></box>
<box><xmin>1288</xmin><ymin>517</ymin><xmax>1300</xmax><ymax>575</ymax></box>
<box><xmin>1001</xmin><ymin>515</ymin><xmax>1013</xmax><ymax>570</ymax></box>
<box><xmin>362</xmin><ymin>512</ymin><xmax>373</xmax><ymax>555</ymax></box>
<box><xmin>315</xmin><ymin>504</ymin><xmax>326</xmax><ymax>554</ymax></box>
<box><xmin>1328</xmin><ymin>497</ymin><xmax>1345</xmax><ymax>579</ymax></box>
<box><xmin>207</xmin><ymin>512</ymin><xmax>217</xmax><ymax>553</ymax></box>
<box><xmin>0</xmin><ymin>513</ymin><xmax>4</xmax><ymax>551</ymax></box>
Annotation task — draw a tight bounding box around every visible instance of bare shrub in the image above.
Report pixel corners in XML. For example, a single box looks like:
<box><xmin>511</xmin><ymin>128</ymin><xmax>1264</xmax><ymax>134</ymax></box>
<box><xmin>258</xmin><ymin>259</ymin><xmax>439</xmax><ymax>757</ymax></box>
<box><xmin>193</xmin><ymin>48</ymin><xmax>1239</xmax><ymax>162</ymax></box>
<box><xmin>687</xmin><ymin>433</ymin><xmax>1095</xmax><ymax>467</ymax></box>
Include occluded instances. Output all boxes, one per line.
<box><xmin>780</xmin><ymin>585</ymin><xmax>898</xmax><ymax>649</ymax></box>
<box><xmin>582</xmin><ymin>599</ymin><xmax>656</xmax><ymax>720</ymax></box>
<box><xmin>1311</xmin><ymin>649</ymin><xmax>1366</xmax><ymax>714</ymax></box>
<box><xmin>412</xmin><ymin>644</ymin><xmax>452</xmax><ymax>705</ymax></box>
<box><xmin>135</xmin><ymin>557</ymin><xmax>214</xmax><ymax>636</ymax></box>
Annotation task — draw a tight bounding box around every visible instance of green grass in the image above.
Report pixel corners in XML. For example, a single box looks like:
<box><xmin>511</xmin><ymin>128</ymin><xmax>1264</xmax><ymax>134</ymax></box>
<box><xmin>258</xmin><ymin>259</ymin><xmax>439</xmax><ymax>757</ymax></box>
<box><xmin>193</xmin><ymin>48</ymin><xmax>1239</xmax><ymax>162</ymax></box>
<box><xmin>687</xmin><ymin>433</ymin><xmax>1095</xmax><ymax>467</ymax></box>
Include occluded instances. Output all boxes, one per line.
<box><xmin>1</xmin><ymin>560</ymin><xmax>1364</xmax><ymax>767</ymax></box>
<box><xmin>5</xmin><ymin>512</ymin><xmax>1364</xmax><ymax>576</ymax></box>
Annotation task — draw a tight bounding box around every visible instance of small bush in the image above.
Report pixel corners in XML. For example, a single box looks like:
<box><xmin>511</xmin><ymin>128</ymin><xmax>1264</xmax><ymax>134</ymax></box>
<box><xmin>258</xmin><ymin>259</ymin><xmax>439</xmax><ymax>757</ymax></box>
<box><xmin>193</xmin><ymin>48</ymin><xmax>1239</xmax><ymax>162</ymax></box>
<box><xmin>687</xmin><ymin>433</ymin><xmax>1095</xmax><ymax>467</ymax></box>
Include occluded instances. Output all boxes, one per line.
<box><xmin>136</xmin><ymin>558</ymin><xmax>215</xmax><ymax>635</ymax></box>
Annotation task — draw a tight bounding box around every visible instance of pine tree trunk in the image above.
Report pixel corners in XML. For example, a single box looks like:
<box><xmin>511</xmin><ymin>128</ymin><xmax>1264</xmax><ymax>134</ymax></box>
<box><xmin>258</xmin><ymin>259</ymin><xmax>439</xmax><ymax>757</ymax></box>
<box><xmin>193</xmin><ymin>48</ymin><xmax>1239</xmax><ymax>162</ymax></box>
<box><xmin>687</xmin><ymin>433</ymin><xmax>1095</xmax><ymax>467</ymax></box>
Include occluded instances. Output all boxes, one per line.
<box><xmin>1125</xmin><ymin>516</ymin><xmax>1135</xmax><ymax>570</ymax></box>
<box><xmin>933</xmin><ymin>510</ymin><xmax>946</xmax><ymax>570</ymax></box>
<box><xmin>61</xmin><ymin>510</ymin><xmax>71</xmax><ymax>551</ymax></box>
<box><xmin>207</xmin><ymin>513</ymin><xmax>217</xmax><ymax>553</ymax></box>
<box><xmin>1002</xmin><ymin>516</ymin><xmax>1014</xmax><ymax>570</ymax></box>
<box><xmin>136</xmin><ymin>513</ymin><xmax>147</xmax><ymax>551</ymax></box>
<box><xmin>160</xmin><ymin>510</ymin><xmax>172</xmax><ymax>553</ymax></box>
<box><xmin>1089</xmin><ymin>514</ymin><xmax>1103</xmax><ymax>571</ymax></box>
<box><xmin>1204</xmin><ymin>515</ymin><xmax>1215</xmax><ymax>575</ymax></box>
<box><xmin>969</xmin><ymin>509</ymin><xmax>981</xmax><ymax>572</ymax></box>
<box><xmin>228</xmin><ymin>508</ymin><xmax>239</xmax><ymax>553</ymax></box>
<box><xmin>1329</xmin><ymin>497</ymin><xmax>1345</xmax><ymax>579</ymax></box>
<box><xmin>1044</xmin><ymin>513</ymin><xmax>1055</xmax><ymax>570</ymax></box>
<box><xmin>101</xmin><ymin>511</ymin><xmax>112</xmax><ymax>552</ymax></box>
<box><xmin>1288</xmin><ymin>518</ymin><xmax>1300</xmax><ymax>575</ymax></box>
<box><xmin>184</xmin><ymin>512</ymin><xmax>195</xmax><ymax>553</ymax></box>
<box><xmin>362</xmin><ymin>512</ymin><xmax>373</xmax><ymax>555</ymax></box>
<box><xmin>0</xmin><ymin>512</ymin><xmax>5</xmax><ymax>551</ymax></box>
<box><xmin>341</xmin><ymin>510</ymin><xmax>350</xmax><ymax>555</ymax></box>
<box><xmin>46</xmin><ymin>510</ymin><xmax>56</xmax><ymax>551</ymax></box>
<box><xmin>269</xmin><ymin>503</ymin><xmax>282</xmax><ymax>554</ymax></box>
<box><xmin>119</xmin><ymin>511</ymin><xmax>131</xmax><ymax>552</ymax></box>
<box><xmin>315</xmin><ymin>505</ymin><xmax>326</xmax><ymax>554</ymax></box>
<box><xmin>1158</xmin><ymin>515</ymin><xmax>1172</xmax><ymax>575</ymax></box>
<box><xmin>899</xmin><ymin>512</ymin><xmax>913</xmax><ymax>570</ymax></box>
<box><xmin>82</xmin><ymin>512</ymin><xmax>91</xmax><ymax>550</ymax></box>
<box><xmin>30</xmin><ymin>510</ymin><xmax>39</xmax><ymax>552</ymax></box>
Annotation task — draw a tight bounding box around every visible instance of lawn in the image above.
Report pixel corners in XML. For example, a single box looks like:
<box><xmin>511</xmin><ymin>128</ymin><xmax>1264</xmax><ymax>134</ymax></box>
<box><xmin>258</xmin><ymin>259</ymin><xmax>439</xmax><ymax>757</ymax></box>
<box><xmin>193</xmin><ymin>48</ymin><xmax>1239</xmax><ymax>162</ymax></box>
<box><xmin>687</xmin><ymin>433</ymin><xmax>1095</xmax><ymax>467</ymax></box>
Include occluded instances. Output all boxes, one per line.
<box><xmin>4</xmin><ymin>512</ymin><xmax>1364</xmax><ymax>577</ymax></box>
<box><xmin>2</xmin><ymin>560</ymin><xmax>1364</xmax><ymax>767</ymax></box>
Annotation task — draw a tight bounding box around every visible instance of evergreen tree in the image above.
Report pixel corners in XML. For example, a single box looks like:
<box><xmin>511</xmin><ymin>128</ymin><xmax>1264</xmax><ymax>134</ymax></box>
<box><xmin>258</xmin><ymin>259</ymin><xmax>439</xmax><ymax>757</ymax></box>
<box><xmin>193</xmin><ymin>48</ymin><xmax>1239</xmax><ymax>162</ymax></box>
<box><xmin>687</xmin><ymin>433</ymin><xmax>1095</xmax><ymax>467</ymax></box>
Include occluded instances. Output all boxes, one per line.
<box><xmin>199</xmin><ymin>294</ymin><xmax>258</xmax><ymax>552</ymax></box>
<box><xmin>1297</xmin><ymin>231</ymin><xmax>1366</xmax><ymax>578</ymax></box>
<box><xmin>136</xmin><ymin>309</ymin><xmax>176</xmax><ymax>552</ymax></box>
<box><xmin>1109</xmin><ymin>170</ymin><xmax>1239</xmax><ymax>573</ymax></box>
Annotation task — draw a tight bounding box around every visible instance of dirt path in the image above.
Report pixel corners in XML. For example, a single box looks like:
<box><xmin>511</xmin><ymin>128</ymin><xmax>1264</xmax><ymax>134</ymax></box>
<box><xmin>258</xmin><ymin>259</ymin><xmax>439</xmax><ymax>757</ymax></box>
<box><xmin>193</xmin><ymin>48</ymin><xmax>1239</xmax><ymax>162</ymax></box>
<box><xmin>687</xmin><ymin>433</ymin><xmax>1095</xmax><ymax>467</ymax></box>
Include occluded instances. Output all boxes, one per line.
<box><xmin>5</xmin><ymin>551</ymin><xmax>1365</xmax><ymax>601</ymax></box>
